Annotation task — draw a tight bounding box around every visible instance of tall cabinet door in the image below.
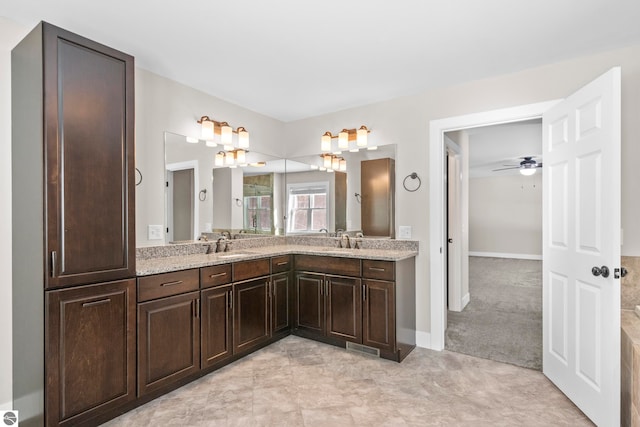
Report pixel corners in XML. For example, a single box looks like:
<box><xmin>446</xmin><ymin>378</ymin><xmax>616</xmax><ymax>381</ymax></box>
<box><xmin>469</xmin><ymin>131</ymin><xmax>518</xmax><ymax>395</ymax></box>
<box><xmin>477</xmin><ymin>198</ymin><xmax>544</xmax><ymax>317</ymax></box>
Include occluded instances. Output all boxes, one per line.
<box><xmin>43</xmin><ymin>23</ymin><xmax>135</xmax><ymax>288</ymax></box>
<box><xmin>45</xmin><ymin>279</ymin><xmax>136</xmax><ymax>426</ymax></box>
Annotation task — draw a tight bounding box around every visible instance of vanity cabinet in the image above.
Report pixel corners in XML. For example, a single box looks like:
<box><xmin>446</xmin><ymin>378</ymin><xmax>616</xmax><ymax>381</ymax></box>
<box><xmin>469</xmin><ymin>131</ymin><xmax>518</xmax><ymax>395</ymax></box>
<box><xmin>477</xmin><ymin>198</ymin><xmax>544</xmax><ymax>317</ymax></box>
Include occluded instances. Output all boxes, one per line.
<box><xmin>231</xmin><ymin>259</ymin><xmax>272</xmax><ymax>355</ymax></box>
<box><xmin>200</xmin><ymin>265</ymin><xmax>233</xmax><ymax>368</ymax></box>
<box><xmin>294</xmin><ymin>255</ymin><xmax>415</xmax><ymax>361</ymax></box>
<box><xmin>12</xmin><ymin>22</ymin><xmax>136</xmax><ymax>426</ymax></box>
<box><xmin>271</xmin><ymin>255</ymin><xmax>292</xmax><ymax>335</ymax></box>
<box><xmin>137</xmin><ymin>270</ymin><xmax>200</xmax><ymax>396</ymax></box>
<box><xmin>45</xmin><ymin>279</ymin><xmax>136</xmax><ymax>427</ymax></box>
<box><xmin>294</xmin><ymin>255</ymin><xmax>363</xmax><ymax>343</ymax></box>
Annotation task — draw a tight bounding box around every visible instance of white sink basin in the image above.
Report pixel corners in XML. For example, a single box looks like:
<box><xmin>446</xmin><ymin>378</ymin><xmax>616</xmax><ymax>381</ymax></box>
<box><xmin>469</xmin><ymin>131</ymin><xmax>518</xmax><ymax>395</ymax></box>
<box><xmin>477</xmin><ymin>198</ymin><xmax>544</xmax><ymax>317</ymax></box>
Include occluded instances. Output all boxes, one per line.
<box><xmin>217</xmin><ymin>253</ymin><xmax>251</xmax><ymax>259</ymax></box>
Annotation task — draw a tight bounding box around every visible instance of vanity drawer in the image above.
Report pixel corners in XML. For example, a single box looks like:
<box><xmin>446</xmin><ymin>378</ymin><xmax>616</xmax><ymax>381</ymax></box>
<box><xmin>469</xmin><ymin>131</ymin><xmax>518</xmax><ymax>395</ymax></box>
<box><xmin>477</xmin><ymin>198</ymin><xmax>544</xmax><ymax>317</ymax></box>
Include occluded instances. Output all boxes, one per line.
<box><xmin>200</xmin><ymin>264</ymin><xmax>232</xmax><ymax>288</ymax></box>
<box><xmin>233</xmin><ymin>258</ymin><xmax>270</xmax><ymax>282</ymax></box>
<box><xmin>362</xmin><ymin>260</ymin><xmax>395</xmax><ymax>281</ymax></box>
<box><xmin>295</xmin><ymin>255</ymin><xmax>361</xmax><ymax>277</ymax></box>
<box><xmin>271</xmin><ymin>255</ymin><xmax>292</xmax><ymax>274</ymax></box>
<box><xmin>137</xmin><ymin>269</ymin><xmax>200</xmax><ymax>302</ymax></box>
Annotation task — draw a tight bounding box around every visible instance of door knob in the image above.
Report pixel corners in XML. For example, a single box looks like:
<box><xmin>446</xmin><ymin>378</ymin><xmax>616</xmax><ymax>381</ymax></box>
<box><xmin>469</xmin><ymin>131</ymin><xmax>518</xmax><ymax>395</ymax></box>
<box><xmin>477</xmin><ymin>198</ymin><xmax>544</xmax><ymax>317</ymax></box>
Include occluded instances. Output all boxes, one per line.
<box><xmin>592</xmin><ymin>266</ymin><xmax>610</xmax><ymax>278</ymax></box>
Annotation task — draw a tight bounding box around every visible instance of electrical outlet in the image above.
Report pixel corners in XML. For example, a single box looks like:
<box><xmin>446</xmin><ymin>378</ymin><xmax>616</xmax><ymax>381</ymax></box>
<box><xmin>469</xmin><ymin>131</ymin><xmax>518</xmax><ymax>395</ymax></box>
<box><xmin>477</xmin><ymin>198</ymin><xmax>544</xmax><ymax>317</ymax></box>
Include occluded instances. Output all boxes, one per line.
<box><xmin>148</xmin><ymin>225</ymin><xmax>163</xmax><ymax>240</ymax></box>
<box><xmin>398</xmin><ymin>225</ymin><xmax>412</xmax><ymax>239</ymax></box>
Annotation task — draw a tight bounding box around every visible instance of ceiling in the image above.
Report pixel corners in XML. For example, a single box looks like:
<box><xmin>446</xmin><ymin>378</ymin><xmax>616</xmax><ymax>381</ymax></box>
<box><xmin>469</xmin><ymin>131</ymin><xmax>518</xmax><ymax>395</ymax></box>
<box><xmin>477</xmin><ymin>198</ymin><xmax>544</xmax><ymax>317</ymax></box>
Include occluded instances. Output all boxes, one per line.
<box><xmin>2</xmin><ymin>1</ymin><xmax>640</xmax><ymax>122</ymax></box>
<box><xmin>448</xmin><ymin>119</ymin><xmax>543</xmax><ymax>178</ymax></box>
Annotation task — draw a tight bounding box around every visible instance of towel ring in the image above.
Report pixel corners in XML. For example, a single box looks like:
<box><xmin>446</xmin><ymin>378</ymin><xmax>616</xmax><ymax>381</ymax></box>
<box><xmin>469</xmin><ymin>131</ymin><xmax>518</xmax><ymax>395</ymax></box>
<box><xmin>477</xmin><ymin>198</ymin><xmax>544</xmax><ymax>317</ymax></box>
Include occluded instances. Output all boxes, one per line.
<box><xmin>403</xmin><ymin>172</ymin><xmax>421</xmax><ymax>192</ymax></box>
<box><xmin>135</xmin><ymin>168</ymin><xmax>143</xmax><ymax>186</ymax></box>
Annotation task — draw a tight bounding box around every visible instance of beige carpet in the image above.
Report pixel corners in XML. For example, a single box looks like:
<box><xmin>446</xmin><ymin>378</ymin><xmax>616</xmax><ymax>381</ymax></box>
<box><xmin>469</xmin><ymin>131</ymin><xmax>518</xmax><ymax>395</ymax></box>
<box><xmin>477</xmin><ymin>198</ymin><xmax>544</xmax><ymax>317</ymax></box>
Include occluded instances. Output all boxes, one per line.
<box><xmin>445</xmin><ymin>256</ymin><xmax>542</xmax><ymax>370</ymax></box>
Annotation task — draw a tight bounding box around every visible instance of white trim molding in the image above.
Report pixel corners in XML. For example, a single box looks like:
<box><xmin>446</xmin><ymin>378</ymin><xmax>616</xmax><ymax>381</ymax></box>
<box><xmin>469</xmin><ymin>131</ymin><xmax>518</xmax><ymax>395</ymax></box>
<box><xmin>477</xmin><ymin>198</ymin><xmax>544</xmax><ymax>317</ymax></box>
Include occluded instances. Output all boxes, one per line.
<box><xmin>469</xmin><ymin>251</ymin><xmax>543</xmax><ymax>261</ymax></box>
<box><xmin>416</xmin><ymin>331</ymin><xmax>431</xmax><ymax>349</ymax></box>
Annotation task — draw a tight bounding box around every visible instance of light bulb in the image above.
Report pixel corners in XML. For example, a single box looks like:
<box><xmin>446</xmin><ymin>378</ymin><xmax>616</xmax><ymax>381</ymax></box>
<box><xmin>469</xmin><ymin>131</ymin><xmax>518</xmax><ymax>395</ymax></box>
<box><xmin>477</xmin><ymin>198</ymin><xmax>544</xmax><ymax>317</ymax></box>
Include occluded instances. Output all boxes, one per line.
<box><xmin>338</xmin><ymin>130</ymin><xmax>348</xmax><ymax>149</ymax></box>
<box><xmin>238</xmin><ymin>127</ymin><xmax>249</xmax><ymax>149</ymax></box>
<box><xmin>215</xmin><ymin>152</ymin><xmax>224</xmax><ymax>166</ymax></box>
<box><xmin>339</xmin><ymin>159</ymin><xmax>347</xmax><ymax>171</ymax></box>
<box><xmin>225</xmin><ymin>151</ymin><xmax>234</xmax><ymax>165</ymax></box>
<box><xmin>357</xmin><ymin>126</ymin><xmax>368</xmax><ymax>147</ymax></box>
<box><xmin>201</xmin><ymin>117</ymin><xmax>214</xmax><ymax>140</ymax></box>
<box><xmin>236</xmin><ymin>149</ymin><xmax>246</xmax><ymax>163</ymax></box>
<box><xmin>332</xmin><ymin>156</ymin><xmax>340</xmax><ymax>170</ymax></box>
<box><xmin>321</xmin><ymin>132</ymin><xmax>332</xmax><ymax>152</ymax></box>
<box><xmin>323</xmin><ymin>154</ymin><xmax>332</xmax><ymax>169</ymax></box>
<box><xmin>520</xmin><ymin>168</ymin><xmax>536</xmax><ymax>176</ymax></box>
<box><xmin>221</xmin><ymin>122</ymin><xmax>233</xmax><ymax>147</ymax></box>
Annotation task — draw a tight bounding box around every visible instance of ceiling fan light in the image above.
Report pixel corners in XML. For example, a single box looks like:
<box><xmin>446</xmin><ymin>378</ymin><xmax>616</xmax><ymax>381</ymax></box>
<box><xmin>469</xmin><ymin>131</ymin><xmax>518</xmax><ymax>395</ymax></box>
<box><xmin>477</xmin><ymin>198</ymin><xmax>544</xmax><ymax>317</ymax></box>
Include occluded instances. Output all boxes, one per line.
<box><xmin>520</xmin><ymin>168</ymin><xmax>536</xmax><ymax>176</ymax></box>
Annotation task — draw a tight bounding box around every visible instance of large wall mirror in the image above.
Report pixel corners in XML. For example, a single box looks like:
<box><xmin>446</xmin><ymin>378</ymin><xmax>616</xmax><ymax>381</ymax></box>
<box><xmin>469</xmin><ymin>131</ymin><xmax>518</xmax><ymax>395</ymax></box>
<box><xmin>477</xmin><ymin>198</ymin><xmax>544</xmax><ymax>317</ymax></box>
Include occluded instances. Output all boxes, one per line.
<box><xmin>164</xmin><ymin>131</ymin><xmax>285</xmax><ymax>242</ymax></box>
<box><xmin>164</xmin><ymin>131</ymin><xmax>396</xmax><ymax>241</ymax></box>
<box><xmin>285</xmin><ymin>144</ymin><xmax>396</xmax><ymax>237</ymax></box>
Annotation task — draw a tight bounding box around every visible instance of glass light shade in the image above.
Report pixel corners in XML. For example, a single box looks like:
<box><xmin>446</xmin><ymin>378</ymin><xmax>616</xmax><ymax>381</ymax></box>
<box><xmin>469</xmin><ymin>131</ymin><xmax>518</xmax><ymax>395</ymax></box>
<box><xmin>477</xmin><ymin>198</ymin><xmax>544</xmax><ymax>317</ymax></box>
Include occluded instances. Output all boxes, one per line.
<box><xmin>520</xmin><ymin>167</ymin><xmax>536</xmax><ymax>176</ymax></box>
<box><xmin>332</xmin><ymin>156</ymin><xmax>340</xmax><ymax>170</ymax></box>
<box><xmin>321</xmin><ymin>132</ymin><xmax>332</xmax><ymax>152</ymax></box>
<box><xmin>236</xmin><ymin>149</ymin><xmax>246</xmax><ymax>163</ymax></box>
<box><xmin>201</xmin><ymin>119</ymin><xmax>215</xmax><ymax>140</ymax></box>
<box><xmin>238</xmin><ymin>127</ymin><xmax>249</xmax><ymax>148</ymax></box>
<box><xmin>357</xmin><ymin>126</ymin><xmax>368</xmax><ymax>147</ymax></box>
<box><xmin>221</xmin><ymin>122</ymin><xmax>233</xmax><ymax>146</ymax></box>
<box><xmin>323</xmin><ymin>154</ymin><xmax>332</xmax><ymax>169</ymax></box>
<box><xmin>205</xmin><ymin>140</ymin><xmax>217</xmax><ymax>147</ymax></box>
<box><xmin>225</xmin><ymin>151</ymin><xmax>234</xmax><ymax>165</ymax></box>
<box><xmin>215</xmin><ymin>152</ymin><xmax>224</xmax><ymax>166</ymax></box>
<box><xmin>339</xmin><ymin>159</ymin><xmax>347</xmax><ymax>171</ymax></box>
<box><xmin>338</xmin><ymin>130</ymin><xmax>348</xmax><ymax>149</ymax></box>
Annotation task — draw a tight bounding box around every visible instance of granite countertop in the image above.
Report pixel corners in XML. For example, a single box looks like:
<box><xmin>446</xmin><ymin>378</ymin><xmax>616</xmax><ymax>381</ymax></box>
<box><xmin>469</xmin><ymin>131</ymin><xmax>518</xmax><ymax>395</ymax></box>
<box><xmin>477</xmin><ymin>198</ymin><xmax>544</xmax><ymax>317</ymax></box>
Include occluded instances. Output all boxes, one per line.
<box><xmin>136</xmin><ymin>244</ymin><xmax>418</xmax><ymax>276</ymax></box>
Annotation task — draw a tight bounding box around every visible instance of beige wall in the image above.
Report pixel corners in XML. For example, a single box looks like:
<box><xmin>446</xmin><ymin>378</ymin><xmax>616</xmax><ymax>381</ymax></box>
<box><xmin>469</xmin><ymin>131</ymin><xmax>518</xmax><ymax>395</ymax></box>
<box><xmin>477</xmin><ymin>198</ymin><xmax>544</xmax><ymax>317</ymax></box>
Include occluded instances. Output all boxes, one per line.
<box><xmin>0</xmin><ymin>17</ymin><xmax>30</xmax><ymax>410</ymax></box>
<box><xmin>469</xmin><ymin>174</ymin><xmax>542</xmax><ymax>257</ymax></box>
<box><xmin>135</xmin><ymin>69</ymin><xmax>286</xmax><ymax>247</ymax></box>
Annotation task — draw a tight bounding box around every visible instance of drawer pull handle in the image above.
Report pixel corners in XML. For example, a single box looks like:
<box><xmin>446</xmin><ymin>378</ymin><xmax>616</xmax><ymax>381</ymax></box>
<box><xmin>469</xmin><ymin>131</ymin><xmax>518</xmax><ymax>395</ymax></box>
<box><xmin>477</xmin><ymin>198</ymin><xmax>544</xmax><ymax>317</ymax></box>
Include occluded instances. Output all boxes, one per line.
<box><xmin>276</xmin><ymin>261</ymin><xmax>288</xmax><ymax>266</ymax></box>
<box><xmin>209</xmin><ymin>272</ymin><xmax>227</xmax><ymax>278</ymax></box>
<box><xmin>161</xmin><ymin>280</ymin><xmax>183</xmax><ymax>287</ymax></box>
<box><xmin>369</xmin><ymin>267</ymin><xmax>386</xmax><ymax>272</ymax></box>
<box><xmin>82</xmin><ymin>298</ymin><xmax>111</xmax><ymax>308</ymax></box>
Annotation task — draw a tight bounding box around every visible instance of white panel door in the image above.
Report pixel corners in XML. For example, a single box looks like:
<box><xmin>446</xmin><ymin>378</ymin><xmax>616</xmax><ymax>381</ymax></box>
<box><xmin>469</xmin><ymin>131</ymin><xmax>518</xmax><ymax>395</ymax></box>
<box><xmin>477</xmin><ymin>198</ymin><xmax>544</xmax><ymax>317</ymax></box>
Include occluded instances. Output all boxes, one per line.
<box><xmin>542</xmin><ymin>67</ymin><xmax>621</xmax><ymax>426</ymax></box>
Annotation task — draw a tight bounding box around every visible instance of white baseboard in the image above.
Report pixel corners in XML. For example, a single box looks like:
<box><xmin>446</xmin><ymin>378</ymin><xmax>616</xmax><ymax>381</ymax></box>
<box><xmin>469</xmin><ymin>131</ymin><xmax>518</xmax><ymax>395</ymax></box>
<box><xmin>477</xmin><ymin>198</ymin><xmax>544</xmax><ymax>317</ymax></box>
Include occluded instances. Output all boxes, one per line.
<box><xmin>461</xmin><ymin>292</ymin><xmax>470</xmax><ymax>309</ymax></box>
<box><xmin>469</xmin><ymin>251</ymin><xmax>542</xmax><ymax>261</ymax></box>
<box><xmin>416</xmin><ymin>331</ymin><xmax>435</xmax><ymax>350</ymax></box>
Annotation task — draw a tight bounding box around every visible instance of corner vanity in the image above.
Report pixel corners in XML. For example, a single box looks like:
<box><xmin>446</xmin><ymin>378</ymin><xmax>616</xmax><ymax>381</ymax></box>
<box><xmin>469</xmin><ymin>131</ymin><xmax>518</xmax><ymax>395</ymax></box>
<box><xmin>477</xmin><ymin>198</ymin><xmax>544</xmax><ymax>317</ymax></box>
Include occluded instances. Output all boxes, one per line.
<box><xmin>126</xmin><ymin>240</ymin><xmax>416</xmax><ymax>424</ymax></box>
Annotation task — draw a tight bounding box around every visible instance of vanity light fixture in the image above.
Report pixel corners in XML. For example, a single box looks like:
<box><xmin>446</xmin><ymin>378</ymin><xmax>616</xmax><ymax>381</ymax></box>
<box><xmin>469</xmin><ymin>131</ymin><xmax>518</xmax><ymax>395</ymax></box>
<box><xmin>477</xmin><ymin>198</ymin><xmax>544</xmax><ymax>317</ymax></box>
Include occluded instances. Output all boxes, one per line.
<box><xmin>320</xmin><ymin>125</ymin><xmax>371</xmax><ymax>151</ymax></box>
<box><xmin>197</xmin><ymin>116</ymin><xmax>250</xmax><ymax>149</ymax></box>
<box><xmin>320</xmin><ymin>153</ymin><xmax>346</xmax><ymax>172</ymax></box>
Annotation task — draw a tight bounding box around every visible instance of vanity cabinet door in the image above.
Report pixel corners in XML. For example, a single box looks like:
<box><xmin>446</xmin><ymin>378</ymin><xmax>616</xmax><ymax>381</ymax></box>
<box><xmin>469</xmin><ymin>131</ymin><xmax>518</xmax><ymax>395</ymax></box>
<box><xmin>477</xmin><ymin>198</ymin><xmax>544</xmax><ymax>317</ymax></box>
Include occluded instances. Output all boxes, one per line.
<box><xmin>326</xmin><ymin>275</ymin><xmax>362</xmax><ymax>344</ymax></box>
<box><xmin>271</xmin><ymin>272</ymin><xmax>291</xmax><ymax>335</ymax></box>
<box><xmin>45</xmin><ymin>279</ymin><xmax>136</xmax><ymax>426</ymax></box>
<box><xmin>295</xmin><ymin>272</ymin><xmax>325</xmax><ymax>336</ymax></box>
<box><xmin>362</xmin><ymin>279</ymin><xmax>396</xmax><ymax>353</ymax></box>
<box><xmin>201</xmin><ymin>285</ymin><xmax>233</xmax><ymax>368</ymax></box>
<box><xmin>137</xmin><ymin>291</ymin><xmax>200</xmax><ymax>396</ymax></box>
<box><xmin>233</xmin><ymin>277</ymin><xmax>270</xmax><ymax>354</ymax></box>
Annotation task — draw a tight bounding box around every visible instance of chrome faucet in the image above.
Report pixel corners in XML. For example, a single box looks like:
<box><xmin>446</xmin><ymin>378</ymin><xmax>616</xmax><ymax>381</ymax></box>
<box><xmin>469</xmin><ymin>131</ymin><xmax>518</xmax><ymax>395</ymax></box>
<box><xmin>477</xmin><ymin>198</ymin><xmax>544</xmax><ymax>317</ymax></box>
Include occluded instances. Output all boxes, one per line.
<box><xmin>215</xmin><ymin>236</ymin><xmax>227</xmax><ymax>253</ymax></box>
<box><xmin>319</xmin><ymin>228</ymin><xmax>328</xmax><ymax>235</ymax></box>
<box><xmin>341</xmin><ymin>234</ymin><xmax>351</xmax><ymax>249</ymax></box>
<box><xmin>221</xmin><ymin>230</ymin><xmax>232</xmax><ymax>240</ymax></box>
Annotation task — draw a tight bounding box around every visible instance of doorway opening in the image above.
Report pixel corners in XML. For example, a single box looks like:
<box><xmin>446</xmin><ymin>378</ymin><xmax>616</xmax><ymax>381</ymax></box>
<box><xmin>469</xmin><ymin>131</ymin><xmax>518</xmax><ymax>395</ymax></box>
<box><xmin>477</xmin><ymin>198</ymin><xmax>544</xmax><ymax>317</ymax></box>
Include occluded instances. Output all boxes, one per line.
<box><xmin>444</xmin><ymin>120</ymin><xmax>543</xmax><ymax>370</ymax></box>
<box><xmin>166</xmin><ymin>160</ymin><xmax>200</xmax><ymax>242</ymax></box>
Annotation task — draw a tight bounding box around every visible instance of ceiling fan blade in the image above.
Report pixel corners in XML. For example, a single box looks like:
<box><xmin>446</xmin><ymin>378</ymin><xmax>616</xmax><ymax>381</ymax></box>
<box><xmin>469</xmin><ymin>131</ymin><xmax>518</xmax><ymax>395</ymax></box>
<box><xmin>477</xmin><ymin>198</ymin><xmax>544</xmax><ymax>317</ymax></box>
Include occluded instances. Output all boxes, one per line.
<box><xmin>492</xmin><ymin>166</ymin><xmax>521</xmax><ymax>171</ymax></box>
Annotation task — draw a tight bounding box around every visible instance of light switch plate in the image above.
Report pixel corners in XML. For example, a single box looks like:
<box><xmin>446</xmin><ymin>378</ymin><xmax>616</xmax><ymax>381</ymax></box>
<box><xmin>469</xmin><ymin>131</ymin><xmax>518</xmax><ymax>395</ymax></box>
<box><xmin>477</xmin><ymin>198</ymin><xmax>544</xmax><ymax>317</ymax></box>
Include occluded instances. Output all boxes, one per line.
<box><xmin>148</xmin><ymin>225</ymin><xmax>163</xmax><ymax>240</ymax></box>
<box><xmin>398</xmin><ymin>225</ymin><xmax>412</xmax><ymax>239</ymax></box>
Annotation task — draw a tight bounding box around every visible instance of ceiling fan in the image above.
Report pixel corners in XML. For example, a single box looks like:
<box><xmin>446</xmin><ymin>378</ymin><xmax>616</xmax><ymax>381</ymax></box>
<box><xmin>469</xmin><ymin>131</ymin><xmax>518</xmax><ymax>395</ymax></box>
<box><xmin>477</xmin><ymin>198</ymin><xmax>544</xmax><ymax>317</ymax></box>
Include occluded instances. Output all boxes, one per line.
<box><xmin>492</xmin><ymin>156</ymin><xmax>543</xmax><ymax>176</ymax></box>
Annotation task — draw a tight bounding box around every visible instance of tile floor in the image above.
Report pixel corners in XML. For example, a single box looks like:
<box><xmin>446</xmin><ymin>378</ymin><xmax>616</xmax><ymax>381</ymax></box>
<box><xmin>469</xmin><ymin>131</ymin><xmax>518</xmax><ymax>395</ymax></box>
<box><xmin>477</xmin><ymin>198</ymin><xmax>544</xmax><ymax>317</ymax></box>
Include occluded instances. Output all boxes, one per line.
<box><xmin>103</xmin><ymin>336</ymin><xmax>592</xmax><ymax>426</ymax></box>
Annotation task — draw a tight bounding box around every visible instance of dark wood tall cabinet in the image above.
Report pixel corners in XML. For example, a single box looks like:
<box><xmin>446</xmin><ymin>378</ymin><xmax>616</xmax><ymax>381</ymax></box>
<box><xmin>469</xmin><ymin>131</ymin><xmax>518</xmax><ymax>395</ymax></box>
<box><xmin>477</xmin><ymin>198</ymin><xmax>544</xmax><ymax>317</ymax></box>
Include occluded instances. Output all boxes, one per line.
<box><xmin>12</xmin><ymin>22</ymin><xmax>135</xmax><ymax>426</ymax></box>
<box><xmin>361</xmin><ymin>158</ymin><xmax>395</xmax><ymax>238</ymax></box>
